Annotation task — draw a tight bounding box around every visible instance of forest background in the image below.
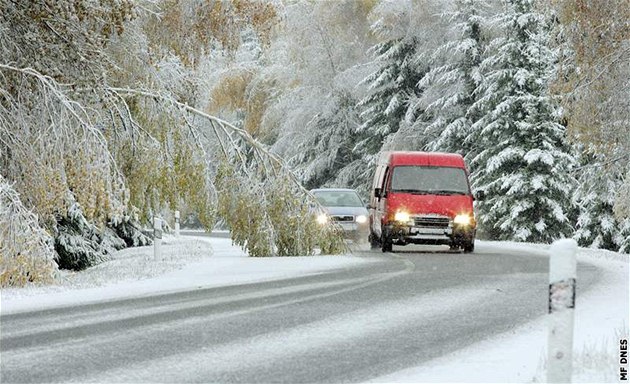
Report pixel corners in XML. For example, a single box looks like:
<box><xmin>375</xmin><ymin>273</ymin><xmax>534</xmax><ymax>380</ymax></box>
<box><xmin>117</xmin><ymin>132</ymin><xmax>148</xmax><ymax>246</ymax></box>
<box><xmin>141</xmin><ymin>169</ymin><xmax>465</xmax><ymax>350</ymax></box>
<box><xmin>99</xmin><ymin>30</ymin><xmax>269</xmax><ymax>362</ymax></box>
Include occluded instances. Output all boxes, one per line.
<box><xmin>1</xmin><ymin>0</ymin><xmax>629</xmax><ymax>287</ymax></box>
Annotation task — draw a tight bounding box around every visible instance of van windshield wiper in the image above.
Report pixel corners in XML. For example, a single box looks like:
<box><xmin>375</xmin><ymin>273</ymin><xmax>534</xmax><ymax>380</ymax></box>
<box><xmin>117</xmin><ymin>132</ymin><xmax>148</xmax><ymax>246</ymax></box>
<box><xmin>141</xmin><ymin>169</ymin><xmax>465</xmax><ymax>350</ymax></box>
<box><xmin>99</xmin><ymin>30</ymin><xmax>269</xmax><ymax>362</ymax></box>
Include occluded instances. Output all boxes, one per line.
<box><xmin>429</xmin><ymin>190</ymin><xmax>468</xmax><ymax>195</ymax></box>
<box><xmin>392</xmin><ymin>189</ymin><xmax>431</xmax><ymax>195</ymax></box>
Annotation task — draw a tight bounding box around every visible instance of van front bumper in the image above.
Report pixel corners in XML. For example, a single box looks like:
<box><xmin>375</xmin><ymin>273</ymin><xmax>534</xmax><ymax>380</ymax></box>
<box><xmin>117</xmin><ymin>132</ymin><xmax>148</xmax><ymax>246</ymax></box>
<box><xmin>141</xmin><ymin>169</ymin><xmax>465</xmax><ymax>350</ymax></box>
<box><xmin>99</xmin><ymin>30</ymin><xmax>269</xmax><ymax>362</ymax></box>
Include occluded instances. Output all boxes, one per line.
<box><xmin>383</xmin><ymin>222</ymin><xmax>475</xmax><ymax>246</ymax></box>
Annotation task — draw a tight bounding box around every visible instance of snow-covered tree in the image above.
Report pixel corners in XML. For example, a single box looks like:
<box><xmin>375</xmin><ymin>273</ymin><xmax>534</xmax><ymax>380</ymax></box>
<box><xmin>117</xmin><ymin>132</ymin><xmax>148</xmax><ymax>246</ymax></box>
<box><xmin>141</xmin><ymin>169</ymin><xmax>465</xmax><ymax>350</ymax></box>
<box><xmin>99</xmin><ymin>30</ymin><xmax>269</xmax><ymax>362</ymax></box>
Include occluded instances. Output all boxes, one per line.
<box><xmin>260</xmin><ymin>0</ymin><xmax>376</xmax><ymax>192</ymax></box>
<box><xmin>615</xmin><ymin>168</ymin><xmax>630</xmax><ymax>254</ymax></box>
<box><xmin>353</xmin><ymin>0</ymin><xmax>431</xmax><ymax>193</ymax></box>
<box><xmin>619</xmin><ymin>219</ymin><xmax>630</xmax><ymax>254</ymax></box>
<box><xmin>415</xmin><ymin>0</ymin><xmax>490</xmax><ymax>157</ymax></box>
<box><xmin>470</xmin><ymin>0</ymin><xmax>576</xmax><ymax>242</ymax></box>
<box><xmin>550</xmin><ymin>0</ymin><xmax>630</xmax><ymax>244</ymax></box>
<box><xmin>0</xmin><ymin>0</ymin><xmax>347</xmax><ymax>277</ymax></box>
<box><xmin>288</xmin><ymin>92</ymin><xmax>363</xmax><ymax>190</ymax></box>
<box><xmin>356</xmin><ymin>39</ymin><xmax>421</xmax><ymax>160</ymax></box>
<box><xmin>0</xmin><ymin>175</ymin><xmax>58</xmax><ymax>287</ymax></box>
<box><xmin>54</xmin><ymin>201</ymin><xmax>110</xmax><ymax>271</ymax></box>
<box><xmin>573</xmin><ymin>153</ymin><xmax>625</xmax><ymax>251</ymax></box>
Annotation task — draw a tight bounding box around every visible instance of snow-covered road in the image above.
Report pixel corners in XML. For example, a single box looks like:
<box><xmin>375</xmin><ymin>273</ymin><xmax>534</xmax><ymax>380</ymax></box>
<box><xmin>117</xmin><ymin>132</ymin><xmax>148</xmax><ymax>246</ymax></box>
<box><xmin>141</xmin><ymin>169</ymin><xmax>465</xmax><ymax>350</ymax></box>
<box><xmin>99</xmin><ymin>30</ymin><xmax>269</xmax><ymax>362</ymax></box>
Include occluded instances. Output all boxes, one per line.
<box><xmin>0</xmin><ymin>237</ymin><xmax>624</xmax><ymax>383</ymax></box>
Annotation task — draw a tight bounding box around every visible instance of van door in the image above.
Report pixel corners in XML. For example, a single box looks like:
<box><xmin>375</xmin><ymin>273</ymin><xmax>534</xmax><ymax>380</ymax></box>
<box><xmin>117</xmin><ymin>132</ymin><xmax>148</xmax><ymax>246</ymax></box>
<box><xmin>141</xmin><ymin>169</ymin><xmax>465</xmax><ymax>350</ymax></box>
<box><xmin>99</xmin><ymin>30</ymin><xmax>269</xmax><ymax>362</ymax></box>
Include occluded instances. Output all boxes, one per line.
<box><xmin>369</xmin><ymin>165</ymin><xmax>382</xmax><ymax>235</ymax></box>
<box><xmin>374</xmin><ymin>166</ymin><xmax>390</xmax><ymax>237</ymax></box>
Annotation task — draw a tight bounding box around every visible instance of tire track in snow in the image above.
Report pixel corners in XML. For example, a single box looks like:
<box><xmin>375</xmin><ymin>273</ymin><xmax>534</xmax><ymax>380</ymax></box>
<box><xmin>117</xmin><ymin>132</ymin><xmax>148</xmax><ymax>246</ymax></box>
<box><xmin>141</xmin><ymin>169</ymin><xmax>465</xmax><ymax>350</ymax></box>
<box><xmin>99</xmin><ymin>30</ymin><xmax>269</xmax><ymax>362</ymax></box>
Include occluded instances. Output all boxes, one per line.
<box><xmin>0</xmin><ymin>257</ymin><xmax>413</xmax><ymax>383</ymax></box>
<box><xmin>73</xmin><ymin>284</ymin><xmax>494</xmax><ymax>383</ymax></box>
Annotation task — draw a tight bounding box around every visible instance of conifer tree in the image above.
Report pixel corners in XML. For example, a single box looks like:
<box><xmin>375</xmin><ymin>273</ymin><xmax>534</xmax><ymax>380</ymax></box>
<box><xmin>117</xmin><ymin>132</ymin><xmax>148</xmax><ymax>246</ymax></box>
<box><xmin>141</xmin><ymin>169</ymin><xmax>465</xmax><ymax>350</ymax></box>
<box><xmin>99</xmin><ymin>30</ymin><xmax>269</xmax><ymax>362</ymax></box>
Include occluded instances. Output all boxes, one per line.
<box><xmin>354</xmin><ymin>35</ymin><xmax>424</xmax><ymax>192</ymax></box>
<box><xmin>417</xmin><ymin>0</ymin><xmax>488</xmax><ymax>157</ymax></box>
<box><xmin>356</xmin><ymin>37</ymin><xmax>423</xmax><ymax>155</ymax></box>
<box><xmin>573</xmin><ymin>157</ymin><xmax>623</xmax><ymax>251</ymax></box>
<box><xmin>619</xmin><ymin>219</ymin><xmax>630</xmax><ymax>254</ymax></box>
<box><xmin>291</xmin><ymin>91</ymin><xmax>362</xmax><ymax>190</ymax></box>
<box><xmin>470</xmin><ymin>0</ymin><xmax>576</xmax><ymax>242</ymax></box>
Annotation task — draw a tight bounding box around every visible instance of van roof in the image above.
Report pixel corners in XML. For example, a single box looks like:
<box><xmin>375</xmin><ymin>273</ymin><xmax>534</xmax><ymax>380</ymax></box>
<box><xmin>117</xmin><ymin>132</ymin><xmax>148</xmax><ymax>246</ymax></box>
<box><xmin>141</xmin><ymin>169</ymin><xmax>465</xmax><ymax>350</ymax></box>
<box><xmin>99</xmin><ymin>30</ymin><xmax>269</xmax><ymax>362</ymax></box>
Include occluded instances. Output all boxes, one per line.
<box><xmin>310</xmin><ymin>188</ymin><xmax>358</xmax><ymax>193</ymax></box>
<box><xmin>381</xmin><ymin>151</ymin><xmax>466</xmax><ymax>168</ymax></box>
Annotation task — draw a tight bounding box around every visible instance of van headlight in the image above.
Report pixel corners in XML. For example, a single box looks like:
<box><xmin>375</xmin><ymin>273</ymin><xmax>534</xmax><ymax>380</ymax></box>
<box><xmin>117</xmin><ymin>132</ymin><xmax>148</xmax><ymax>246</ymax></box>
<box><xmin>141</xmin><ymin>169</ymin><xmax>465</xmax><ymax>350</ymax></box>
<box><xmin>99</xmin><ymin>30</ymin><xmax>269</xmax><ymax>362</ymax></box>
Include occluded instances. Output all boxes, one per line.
<box><xmin>454</xmin><ymin>214</ymin><xmax>472</xmax><ymax>226</ymax></box>
<box><xmin>356</xmin><ymin>215</ymin><xmax>367</xmax><ymax>224</ymax></box>
<box><xmin>316</xmin><ymin>214</ymin><xmax>328</xmax><ymax>225</ymax></box>
<box><xmin>394</xmin><ymin>211</ymin><xmax>410</xmax><ymax>223</ymax></box>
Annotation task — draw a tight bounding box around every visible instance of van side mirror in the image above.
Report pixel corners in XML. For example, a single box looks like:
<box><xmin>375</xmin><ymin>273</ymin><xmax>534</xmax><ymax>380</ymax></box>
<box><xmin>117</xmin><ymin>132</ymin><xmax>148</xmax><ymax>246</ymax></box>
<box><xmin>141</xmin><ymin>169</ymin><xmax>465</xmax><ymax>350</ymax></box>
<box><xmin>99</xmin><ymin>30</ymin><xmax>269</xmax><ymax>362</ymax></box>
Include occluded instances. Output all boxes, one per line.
<box><xmin>374</xmin><ymin>188</ymin><xmax>382</xmax><ymax>198</ymax></box>
<box><xmin>474</xmin><ymin>190</ymin><xmax>485</xmax><ymax>201</ymax></box>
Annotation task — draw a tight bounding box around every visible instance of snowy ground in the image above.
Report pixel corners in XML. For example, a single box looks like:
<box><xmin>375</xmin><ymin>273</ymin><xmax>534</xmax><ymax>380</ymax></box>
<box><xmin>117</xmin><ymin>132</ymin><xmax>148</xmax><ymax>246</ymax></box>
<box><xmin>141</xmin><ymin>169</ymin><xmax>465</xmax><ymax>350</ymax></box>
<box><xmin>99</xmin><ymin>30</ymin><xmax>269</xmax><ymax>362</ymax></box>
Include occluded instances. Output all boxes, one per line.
<box><xmin>1</xmin><ymin>237</ymin><xmax>627</xmax><ymax>383</ymax></box>
<box><xmin>370</xmin><ymin>241</ymin><xmax>629</xmax><ymax>383</ymax></box>
<box><xmin>1</xmin><ymin>235</ymin><xmax>371</xmax><ymax>314</ymax></box>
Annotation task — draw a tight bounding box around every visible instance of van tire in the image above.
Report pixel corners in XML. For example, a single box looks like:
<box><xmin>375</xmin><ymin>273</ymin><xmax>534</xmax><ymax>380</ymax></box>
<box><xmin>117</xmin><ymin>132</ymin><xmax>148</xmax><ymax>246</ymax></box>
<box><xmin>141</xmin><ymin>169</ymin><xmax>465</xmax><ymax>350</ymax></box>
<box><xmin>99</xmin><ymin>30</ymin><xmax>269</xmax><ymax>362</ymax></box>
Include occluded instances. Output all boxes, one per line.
<box><xmin>463</xmin><ymin>240</ymin><xmax>475</xmax><ymax>253</ymax></box>
<box><xmin>369</xmin><ymin>233</ymin><xmax>380</xmax><ymax>249</ymax></box>
<box><xmin>381</xmin><ymin>236</ymin><xmax>393</xmax><ymax>253</ymax></box>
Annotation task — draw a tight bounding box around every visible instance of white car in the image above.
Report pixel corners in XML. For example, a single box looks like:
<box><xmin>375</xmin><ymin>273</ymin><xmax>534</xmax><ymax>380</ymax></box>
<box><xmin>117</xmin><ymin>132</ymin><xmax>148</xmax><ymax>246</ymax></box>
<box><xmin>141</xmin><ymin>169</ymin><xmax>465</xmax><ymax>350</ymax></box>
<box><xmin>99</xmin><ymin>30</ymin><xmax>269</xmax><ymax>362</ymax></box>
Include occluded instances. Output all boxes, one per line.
<box><xmin>310</xmin><ymin>188</ymin><xmax>370</xmax><ymax>242</ymax></box>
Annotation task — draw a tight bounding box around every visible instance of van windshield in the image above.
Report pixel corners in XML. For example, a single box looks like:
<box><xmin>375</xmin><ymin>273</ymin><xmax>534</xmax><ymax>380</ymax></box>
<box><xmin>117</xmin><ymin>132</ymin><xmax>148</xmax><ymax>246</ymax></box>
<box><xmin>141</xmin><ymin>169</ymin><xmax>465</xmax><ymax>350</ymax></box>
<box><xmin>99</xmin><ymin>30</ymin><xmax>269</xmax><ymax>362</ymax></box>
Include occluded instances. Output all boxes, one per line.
<box><xmin>390</xmin><ymin>166</ymin><xmax>470</xmax><ymax>195</ymax></box>
<box><xmin>312</xmin><ymin>190</ymin><xmax>364</xmax><ymax>207</ymax></box>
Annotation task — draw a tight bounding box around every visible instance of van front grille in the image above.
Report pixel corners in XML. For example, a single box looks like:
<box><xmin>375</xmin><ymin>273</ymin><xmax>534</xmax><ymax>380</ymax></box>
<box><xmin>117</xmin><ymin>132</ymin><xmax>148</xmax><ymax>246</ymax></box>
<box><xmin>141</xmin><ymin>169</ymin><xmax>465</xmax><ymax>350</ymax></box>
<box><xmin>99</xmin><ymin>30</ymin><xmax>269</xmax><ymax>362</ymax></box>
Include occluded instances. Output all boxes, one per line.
<box><xmin>331</xmin><ymin>215</ymin><xmax>354</xmax><ymax>222</ymax></box>
<box><xmin>413</xmin><ymin>216</ymin><xmax>450</xmax><ymax>228</ymax></box>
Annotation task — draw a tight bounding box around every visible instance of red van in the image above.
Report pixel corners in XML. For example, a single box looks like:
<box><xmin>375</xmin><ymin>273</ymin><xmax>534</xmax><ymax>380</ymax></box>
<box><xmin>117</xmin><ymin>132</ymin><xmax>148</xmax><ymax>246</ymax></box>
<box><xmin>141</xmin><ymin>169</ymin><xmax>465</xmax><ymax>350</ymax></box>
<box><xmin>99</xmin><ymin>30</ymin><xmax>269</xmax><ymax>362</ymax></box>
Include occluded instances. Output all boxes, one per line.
<box><xmin>368</xmin><ymin>151</ymin><xmax>476</xmax><ymax>253</ymax></box>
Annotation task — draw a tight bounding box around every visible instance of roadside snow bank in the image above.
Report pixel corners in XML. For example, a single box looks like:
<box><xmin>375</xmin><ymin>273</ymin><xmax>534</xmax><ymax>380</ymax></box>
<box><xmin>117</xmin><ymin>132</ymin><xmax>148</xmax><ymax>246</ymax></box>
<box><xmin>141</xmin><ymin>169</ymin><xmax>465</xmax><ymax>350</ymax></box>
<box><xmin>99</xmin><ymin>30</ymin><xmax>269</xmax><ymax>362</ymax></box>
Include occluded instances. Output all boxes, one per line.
<box><xmin>370</xmin><ymin>243</ymin><xmax>628</xmax><ymax>383</ymax></box>
<box><xmin>1</xmin><ymin>236</ymin><xmax>368</xmax><ymax>315</ymax></box>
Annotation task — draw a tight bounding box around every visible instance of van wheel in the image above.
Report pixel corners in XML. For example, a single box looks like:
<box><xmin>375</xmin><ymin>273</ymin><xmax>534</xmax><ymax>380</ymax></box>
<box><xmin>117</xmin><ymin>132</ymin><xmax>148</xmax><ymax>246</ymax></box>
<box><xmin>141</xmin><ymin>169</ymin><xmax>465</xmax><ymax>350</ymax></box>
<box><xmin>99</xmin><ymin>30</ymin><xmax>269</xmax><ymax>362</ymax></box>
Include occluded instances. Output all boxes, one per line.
<box><xmin>463</xmin><ymin>240</ymin><xmax>475</xmax><ymax>253</ymax></box>
<box><xmin>369</xmin><ymin>233</ymin><xmax>380</xmax><ymax>249</ymax></box>
<box><xmin>381</xmin><ymin>236</ymin><xmax>393</xmax><ymax>253</ymax></box>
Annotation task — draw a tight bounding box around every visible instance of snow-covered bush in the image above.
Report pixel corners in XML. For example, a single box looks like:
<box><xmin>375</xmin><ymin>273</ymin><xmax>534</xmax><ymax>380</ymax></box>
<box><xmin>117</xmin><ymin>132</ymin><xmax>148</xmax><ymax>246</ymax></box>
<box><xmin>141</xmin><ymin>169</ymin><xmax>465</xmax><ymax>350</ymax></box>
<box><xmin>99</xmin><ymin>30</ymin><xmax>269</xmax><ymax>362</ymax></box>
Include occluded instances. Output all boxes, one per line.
<box><xmin>109</xmin><ymin>214</ymin><xmax>152</xmax><ymax>248</ymax></box>
<box><xmin>0</xmin><ymin>176</ymin><xmax>58</xmax><ymax>287</ymax></box>
<box><xmin>54</xmin><ymin>202</ymin><xmax>109</xmax><ymax>271</ymax></box>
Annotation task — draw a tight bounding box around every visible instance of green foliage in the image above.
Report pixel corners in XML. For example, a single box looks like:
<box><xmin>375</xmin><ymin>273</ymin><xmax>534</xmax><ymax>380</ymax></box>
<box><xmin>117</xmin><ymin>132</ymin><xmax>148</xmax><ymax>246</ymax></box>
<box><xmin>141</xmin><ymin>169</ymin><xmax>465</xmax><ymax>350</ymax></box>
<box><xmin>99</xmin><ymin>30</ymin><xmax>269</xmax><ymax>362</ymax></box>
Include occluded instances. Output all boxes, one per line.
<box><xmin>215</xmin><ymin>162</ymin><xmax>345</xmax><ymax>257</ymax></box>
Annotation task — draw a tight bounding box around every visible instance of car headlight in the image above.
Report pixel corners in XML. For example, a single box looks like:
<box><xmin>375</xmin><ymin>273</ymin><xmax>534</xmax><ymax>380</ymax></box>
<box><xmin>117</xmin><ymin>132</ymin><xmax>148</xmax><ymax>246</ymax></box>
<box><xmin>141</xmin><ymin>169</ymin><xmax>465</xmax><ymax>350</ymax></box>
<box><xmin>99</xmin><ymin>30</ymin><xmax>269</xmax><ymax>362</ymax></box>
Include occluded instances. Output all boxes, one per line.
<box><xmin>394</xmin><ymin>211</ymin><xmax>410</xmax><ymax>223</ymax></box>
<box><xmin>316</xmin><ymin>213</ymin><xmax>328</xmax><ymax>225</ymax></box>
<box><xmin>454</xmin><ymin>214</ymin><xmax>472</xmax><ymax>225</ymax></box>
<box><xmin>356</xmin><ymin>215</ymin><xmax>367</xmax><ymax>224</ymax></box>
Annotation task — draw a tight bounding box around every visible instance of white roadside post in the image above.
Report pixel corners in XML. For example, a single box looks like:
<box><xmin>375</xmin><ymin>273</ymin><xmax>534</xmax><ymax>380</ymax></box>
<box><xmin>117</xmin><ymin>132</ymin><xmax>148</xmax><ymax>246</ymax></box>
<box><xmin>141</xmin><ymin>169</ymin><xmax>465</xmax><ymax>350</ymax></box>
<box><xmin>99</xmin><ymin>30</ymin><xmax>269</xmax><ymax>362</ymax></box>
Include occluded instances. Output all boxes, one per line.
<box><xmin>548</xmin><ymin>239</ymin><xmax>577</xmax><ymax>383</ymax></box>
<box><xmin>174</xmin><ymin>210</ymin><xmax>180</xmax><ymax>237</ymax></box>
<box><xmin>153</xmin><ymin>217</ymin><xmax>162</xmax><ymax>261</ymax></box>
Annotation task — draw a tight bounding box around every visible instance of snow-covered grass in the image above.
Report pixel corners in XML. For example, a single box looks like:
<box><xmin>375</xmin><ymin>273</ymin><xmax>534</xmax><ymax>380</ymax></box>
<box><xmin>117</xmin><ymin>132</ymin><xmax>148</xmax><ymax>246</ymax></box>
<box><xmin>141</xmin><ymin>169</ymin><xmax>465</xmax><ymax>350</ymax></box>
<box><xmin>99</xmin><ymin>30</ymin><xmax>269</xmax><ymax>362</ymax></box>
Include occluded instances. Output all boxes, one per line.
<box><xmin>0</xmin><ymin>235</ymin><xmax>370</xmax><ymax>315</ymax></box>
<box><xmin>1</xmin><ymin>235</ymin><xmax>208</xmax><ymax>300</ymax></box>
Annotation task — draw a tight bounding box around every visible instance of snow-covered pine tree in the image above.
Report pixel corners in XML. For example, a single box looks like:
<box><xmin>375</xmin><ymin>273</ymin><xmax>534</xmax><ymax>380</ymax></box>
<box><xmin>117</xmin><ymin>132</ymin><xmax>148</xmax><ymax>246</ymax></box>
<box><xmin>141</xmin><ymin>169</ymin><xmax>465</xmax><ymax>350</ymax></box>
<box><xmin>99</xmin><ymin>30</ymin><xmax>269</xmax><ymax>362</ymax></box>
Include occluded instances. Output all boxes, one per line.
<box><xmin>354</xmin><ymin>35</ymin><xmax>423</xmax><ymax>191</ymax></box>
<box><xmin>470</xmin><ymin>0</ymin><xmax>576</xmax><ymax>242</ymax></box>
<box><xmin>109</xmin><ymin>214</ymin><xmax>152</xmax><ymax>248</ymax></box>
<box><xmin>291</xmin><ymin>91</ymin><xmax>362</xmax><ymax>190</ymax></box>
<box><xmin>619</xmin><ymin>218</ymin><xmax>630</xmax><ymax>254</ymax></box>
<box><xmin>573</xmin><ymin>154</ymin><xmax>623</xmax><ymax>251</ymax></box>
<box><xmin>615</xmin><ymin>168</ymin><xmax>630</xmax><ymax>254</ymax></box>
<box><xmin>416</xmin><ymin>0</ymin><xmax>488</xmax><ymax>157</ymax></box>
<box><xmin>54</xmin><ymin>200</ymin><xmax>109</xmax><ymax>271</ymax></box>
